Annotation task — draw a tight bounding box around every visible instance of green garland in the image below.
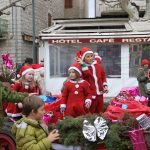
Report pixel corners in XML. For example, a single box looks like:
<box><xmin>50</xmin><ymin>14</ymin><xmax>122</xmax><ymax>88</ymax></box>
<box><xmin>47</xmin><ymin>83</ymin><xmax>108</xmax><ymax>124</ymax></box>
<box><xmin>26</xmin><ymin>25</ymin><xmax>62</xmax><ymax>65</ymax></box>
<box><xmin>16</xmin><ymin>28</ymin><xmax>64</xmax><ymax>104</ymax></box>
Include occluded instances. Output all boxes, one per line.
<box><xmin>49</xmin><ymin>113</ymin><xmax>138</xmax><ymax>150</ymax></box>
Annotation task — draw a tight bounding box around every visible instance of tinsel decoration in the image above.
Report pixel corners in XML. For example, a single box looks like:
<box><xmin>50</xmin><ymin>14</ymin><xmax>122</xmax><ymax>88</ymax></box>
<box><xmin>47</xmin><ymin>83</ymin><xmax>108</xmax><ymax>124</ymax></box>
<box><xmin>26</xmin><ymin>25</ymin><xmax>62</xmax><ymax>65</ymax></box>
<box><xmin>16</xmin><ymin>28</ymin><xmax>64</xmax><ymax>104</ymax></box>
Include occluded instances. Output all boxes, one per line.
<box><xmin>94</xmin><ymin>116</ymin><xmax>108</xmax><ymax>140</ymax></box>
<box><xmin>82</xmin><ymin>119</ymin><xmax>96</xmax><ymax>142</ymax></box>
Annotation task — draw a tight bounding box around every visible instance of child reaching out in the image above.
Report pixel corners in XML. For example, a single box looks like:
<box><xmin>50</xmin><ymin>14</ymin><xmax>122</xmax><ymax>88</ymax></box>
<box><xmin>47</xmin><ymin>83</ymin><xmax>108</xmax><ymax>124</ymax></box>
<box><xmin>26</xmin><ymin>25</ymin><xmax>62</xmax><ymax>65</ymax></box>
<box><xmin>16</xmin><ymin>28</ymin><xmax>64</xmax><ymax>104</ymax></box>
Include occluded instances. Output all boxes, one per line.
<box><xmin>60</xmin><ymin>63</ymin><xmax>92</xmax><ymax>117</ymax></box>
<box><xmin>76</xmin><ymin>47</ymin><xmax>108</xmax><ymax>114</ymax></box>
<box><xmin>11</xmin><ymin>95</ymin><xmax>59</xmax><ymax>150</ymax></box>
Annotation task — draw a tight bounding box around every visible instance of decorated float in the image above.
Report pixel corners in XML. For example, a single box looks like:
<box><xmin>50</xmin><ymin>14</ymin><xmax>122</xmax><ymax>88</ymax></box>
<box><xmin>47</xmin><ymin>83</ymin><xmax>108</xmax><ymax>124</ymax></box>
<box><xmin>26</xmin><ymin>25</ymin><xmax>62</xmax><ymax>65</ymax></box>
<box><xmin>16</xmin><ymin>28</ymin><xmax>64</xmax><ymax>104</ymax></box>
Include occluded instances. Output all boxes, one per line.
<box><xmin>42</xmin><ymin>86</ymin><xmax>150</xmax><ymax>150</ymax></box>
<box><xmin>0</xmin><ymin>53</ymin><xmax>150</xmax><ymax>150</ymax></box>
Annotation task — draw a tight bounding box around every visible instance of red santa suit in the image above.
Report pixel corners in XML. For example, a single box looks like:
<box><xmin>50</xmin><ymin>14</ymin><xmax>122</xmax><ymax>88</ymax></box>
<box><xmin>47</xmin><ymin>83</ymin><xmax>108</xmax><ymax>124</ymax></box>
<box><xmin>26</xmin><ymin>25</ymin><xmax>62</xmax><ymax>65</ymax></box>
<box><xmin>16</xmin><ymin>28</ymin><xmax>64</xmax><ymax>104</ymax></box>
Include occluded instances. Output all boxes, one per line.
<box><xmin>5</xmin><ymin>66</ymin><xmax>37</xmax><ymax>117</ymax></box>
<box><xmin>61</xmin><ymin>79</ymin><xmax>92</xmax><ymax>117</ymax></box>
<box><xmin>60</xmin><ymin>63</ymin><xmax>92</xmax><ymax>117</ymax></box>
<box><xmin>12</xmin><ymin>82</ymin><xmax>37</xmax><ymax>93</ymax></box>
<box><xmin>77</xmin><ymin>47</ymin><xmax>108</xmax><ymax>113</ymax></box>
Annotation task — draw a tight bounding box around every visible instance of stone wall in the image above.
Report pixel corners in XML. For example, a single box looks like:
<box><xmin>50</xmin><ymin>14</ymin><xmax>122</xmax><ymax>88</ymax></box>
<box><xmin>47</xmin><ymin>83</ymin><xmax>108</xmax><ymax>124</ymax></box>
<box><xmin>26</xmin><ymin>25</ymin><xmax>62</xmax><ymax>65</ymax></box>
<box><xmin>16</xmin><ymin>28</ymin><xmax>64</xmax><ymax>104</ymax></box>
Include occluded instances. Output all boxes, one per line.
<box><xmin>64</xmin><ymin>0</ymin><xmax>85</xmax><ymax>18</ymax></box>
<box><xmin>0</xmin><ymin>0</ymin><xmax>64</xmax><ymax>64</ymax></box>
<box><xmin>47</xmin><ymin>0</ymin><xmax>64</xmax><ymax>19</ymax></box>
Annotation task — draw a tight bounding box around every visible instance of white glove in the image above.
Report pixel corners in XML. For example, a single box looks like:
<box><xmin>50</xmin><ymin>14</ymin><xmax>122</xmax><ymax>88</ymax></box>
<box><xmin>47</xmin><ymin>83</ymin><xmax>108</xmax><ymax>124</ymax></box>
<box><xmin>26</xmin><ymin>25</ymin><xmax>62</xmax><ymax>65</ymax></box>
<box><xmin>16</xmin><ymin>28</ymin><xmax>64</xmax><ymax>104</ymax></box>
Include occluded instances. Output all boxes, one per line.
<box><xmin>17</xmin><ymin>102</ymin><xmax>23</xmax><ymax>109</ymax></box>
<box><xmin>60</xmin><ymin>104</ymin><xmax>66</xmax><ymax>113</ymax></box>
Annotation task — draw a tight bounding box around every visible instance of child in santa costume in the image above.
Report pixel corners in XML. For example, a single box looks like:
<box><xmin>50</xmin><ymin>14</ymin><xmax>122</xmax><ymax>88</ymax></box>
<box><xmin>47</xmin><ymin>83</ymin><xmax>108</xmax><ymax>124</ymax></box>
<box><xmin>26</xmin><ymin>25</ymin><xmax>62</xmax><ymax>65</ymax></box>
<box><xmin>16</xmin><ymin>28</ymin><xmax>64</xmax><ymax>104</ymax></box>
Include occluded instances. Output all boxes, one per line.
<box><xmin>5</xmin><ymin>66</ymin><xmax>38</xmax><ymax>117</ymax></box>
<box><xmin>60</xmin><ymin>63</ymin><xmax>92</xmax><ymax>117</ymax></box>
<box><xmin>76</xmin><ymin>47</ymin><xmax>108</xmax><ymax>114</ymax></box>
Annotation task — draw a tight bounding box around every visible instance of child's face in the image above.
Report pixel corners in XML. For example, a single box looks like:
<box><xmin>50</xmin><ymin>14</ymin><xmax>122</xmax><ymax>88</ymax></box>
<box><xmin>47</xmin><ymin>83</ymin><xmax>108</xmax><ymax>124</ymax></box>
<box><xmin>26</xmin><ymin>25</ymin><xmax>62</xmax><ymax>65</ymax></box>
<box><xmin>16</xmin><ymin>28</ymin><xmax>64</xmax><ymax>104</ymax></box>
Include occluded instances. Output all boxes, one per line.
<box><xmin>33</xmin><ymin>105</ymin><xmax>45</xmax><ymax>121</ymax></box>
<box><xmin>84</xmin><ymin>53</ymin><xmax>94</xmax><ymax>64</ymax></box>
<box><xmin>68</xmin><ymin>69</ymin><xmax>79</xmax><ymax>80</ymax></box>
<box><xmin>24</xmin><ymin>71</ymin><xmax>34</xmax><ymax>81</ymax></box>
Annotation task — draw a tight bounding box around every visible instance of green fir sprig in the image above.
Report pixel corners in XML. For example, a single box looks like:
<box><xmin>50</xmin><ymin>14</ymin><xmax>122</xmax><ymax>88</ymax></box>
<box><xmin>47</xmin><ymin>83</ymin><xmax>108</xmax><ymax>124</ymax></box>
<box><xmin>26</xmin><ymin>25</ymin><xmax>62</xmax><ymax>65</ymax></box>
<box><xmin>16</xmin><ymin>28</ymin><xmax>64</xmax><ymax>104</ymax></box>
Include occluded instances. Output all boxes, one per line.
<box><xmin>49</xmin><ymin>113</ymin><xmax>139</xmax><ymax>150</ymax></box>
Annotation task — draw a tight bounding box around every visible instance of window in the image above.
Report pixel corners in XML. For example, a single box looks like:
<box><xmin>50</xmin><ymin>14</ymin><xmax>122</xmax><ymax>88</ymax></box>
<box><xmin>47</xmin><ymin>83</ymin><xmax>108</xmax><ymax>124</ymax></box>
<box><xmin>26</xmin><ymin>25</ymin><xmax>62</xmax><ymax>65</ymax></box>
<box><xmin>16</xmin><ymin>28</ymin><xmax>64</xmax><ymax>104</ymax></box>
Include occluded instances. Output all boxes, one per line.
<box><xmin>49</xmin><ymin>45</ymin><xmax>79</xmax><ymax>77</ymax></box>
<box><xmin>48</xmin><ymin>13</ymin><xmax>52</xmax><ymax>27</ymax></box>
<box><xmin>65</xmin><ymin>0</ymin><xmax>73</xmax><ymax>8</ymax></box>
<box><xmin>129</xmin><ymin>44</ymin><xmax>150</xmax><ymax>77</ymax></box>
<box><xmin>49</xmin><ymin>44</ymin><xmax>121</xmax><ymax>78</ymax></box>
<box><xmin>97</xmin><ymin>45</ymin><xmax>121</xmax><ymax>78</ymax></box>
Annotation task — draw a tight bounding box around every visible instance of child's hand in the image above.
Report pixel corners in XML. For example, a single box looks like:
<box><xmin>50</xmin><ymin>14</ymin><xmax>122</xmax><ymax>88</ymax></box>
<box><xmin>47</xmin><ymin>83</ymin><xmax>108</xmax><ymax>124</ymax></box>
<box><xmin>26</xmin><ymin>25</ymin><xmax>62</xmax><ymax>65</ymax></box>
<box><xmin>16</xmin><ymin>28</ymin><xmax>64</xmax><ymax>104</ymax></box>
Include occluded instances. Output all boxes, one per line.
<box><xmin>75</xmin><ymin>57</ymin><xmax>83</xmax><ymax>64</ymax></box>
<box><xmin>85</xmin><ymin>99</ymin><xmax>92</xmax><ymax>109</ymax></box>
<box><xmin>17</xmin><ymin>102</ymin><xmax>23</xmax><ymax>109</ymax></box>
<box><xmin>60</xmin><ymin>104</ymin><xmax>66</xmax><ymax>113</ymax></box>
<box><xmin>48</xmin><ymin>129</ymin><xmax>60</xmax><ymax>142</ymax></box>
<box><xmin>85</xmin><ymin>102</ymin><xmax>91</xmax><ymax>109</ymax></box>
<box><xmin>60</xmin><ymin>107</ymin><xmax>66</xmax><ymax>113</ymax></box>
<box><xmin>103</xmin><ymin>86</ymin><xmax>109</xmax><ymax>93</ymax></box>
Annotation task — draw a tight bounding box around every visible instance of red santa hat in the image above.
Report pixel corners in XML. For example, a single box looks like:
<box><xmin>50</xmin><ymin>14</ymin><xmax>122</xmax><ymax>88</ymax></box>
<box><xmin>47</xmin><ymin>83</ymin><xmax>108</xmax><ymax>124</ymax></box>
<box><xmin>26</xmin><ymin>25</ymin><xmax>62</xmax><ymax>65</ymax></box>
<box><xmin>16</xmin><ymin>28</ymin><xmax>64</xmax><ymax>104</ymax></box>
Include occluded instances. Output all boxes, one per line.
<box><xmin>19</xmin><ymin>65</ymin><xmax>34</xmax><ymax>76</ymax></box>
<box><xmin>76</xmin><ymin>47</ymin><xmax>93</xmax><ymax>61</ymax></box>
<box><xmin>141</xmin><ymin>59</ymin><xmax>149</xmax><ymax>65</ymax></box>
<box><xmin>94</xmin><ymin>52</ymin><xmax>102</xmax><ymax>63</ymax></box>
<box><xmin>68</xmin><ymin>63</ymin><xmax>82</xmax><ymax>76</ymax></box>
<box><xmin>31</xmin><ymin>64</ymin><xmax>44</xmax><ymax>75</ymax></box>
<box><xmin>31</xmin><ymin>64</ymin><xmax>43</xmax><ymax>70</ymax></box>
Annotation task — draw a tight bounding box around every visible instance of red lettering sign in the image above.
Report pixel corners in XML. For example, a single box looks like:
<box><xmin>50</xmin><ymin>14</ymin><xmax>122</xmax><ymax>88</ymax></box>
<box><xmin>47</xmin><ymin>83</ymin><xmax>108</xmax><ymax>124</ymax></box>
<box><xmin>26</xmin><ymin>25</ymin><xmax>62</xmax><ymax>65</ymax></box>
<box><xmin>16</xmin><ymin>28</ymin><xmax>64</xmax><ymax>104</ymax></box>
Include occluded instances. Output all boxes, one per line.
<box><xmin>48</xmin><ymin>37</ymin><xmax>150</xmax><ymax>44</ymax></box>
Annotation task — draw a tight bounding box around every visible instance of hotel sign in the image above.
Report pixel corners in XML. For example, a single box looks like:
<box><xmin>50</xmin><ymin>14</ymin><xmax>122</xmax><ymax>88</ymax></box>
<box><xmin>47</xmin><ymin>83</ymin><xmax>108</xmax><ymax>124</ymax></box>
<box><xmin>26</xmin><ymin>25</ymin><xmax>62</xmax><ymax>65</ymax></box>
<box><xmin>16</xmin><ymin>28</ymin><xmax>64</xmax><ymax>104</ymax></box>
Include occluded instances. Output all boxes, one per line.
<box><xmin>48</xmin><ymin>37</ymin><xmax>150</xmax><ymax>44</ymax></box>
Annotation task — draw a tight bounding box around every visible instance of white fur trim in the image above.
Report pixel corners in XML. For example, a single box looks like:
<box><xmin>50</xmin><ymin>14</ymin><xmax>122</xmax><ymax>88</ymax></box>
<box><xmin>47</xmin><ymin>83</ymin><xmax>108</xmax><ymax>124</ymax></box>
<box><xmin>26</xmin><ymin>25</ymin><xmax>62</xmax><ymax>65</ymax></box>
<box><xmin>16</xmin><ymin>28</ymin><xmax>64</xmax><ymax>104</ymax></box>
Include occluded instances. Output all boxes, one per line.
<box><xmin>95</xmin><ymin>55</ymin><xmax>102</xmax><ymax>60</ymax></box>
<box><xmin>22</xmin><ymin>68</ymin><xmax>34</xmax><ymax>76</ymax></box>
<box><xmin>17</xmin><ymin>74</ymin><xmax>20</xmax><ymax>78</ymax></box>
<box><xmin>6</xmin><ymin>112</ymin><xmax>22</xmax><ymax>117</ymax></box>
<box><xmin>91</xmin><ymin>64</ymin><xmax>101</xmax><ymax>95</ymax></box>
<box><xmin>81</xmin><ymin>51</ymin><xmax>93</xmax><ymax>60</ymax></box>
<box><xmin>60</xmin><ymin>104</ymin><xmax>66</xmax><ymax>108</ymax></box>
<box><xmin>82</xmin><ymin>66</ymin><xmax>88</xmax><ymax>71</ymax></box>
<box><xmin>69</xmin><ymin>79</ymin><xmax>84</xmax><ymax>84</ymax></box>
<box><xmin>92</xmin><ymin>96</ymin><xmax>96</xmax><ymax>99</ymax></box>
<box><xmin>85</xmin><ymin>99</ymin><xmax>91</xmax><ymax>104</ymax></box>
<box><xmin>34</xmin><ymin>67</ymin><xmax>44</xmax><ymax>72</ymax></box>
<box><xmin>69</xmin><ymin>66</ymin><xmax>82</xmax><ymax>76</ymax></box>
<box><xmin>103</xmin><ymin>82</ymin><xmax>107</xmax><ymax>86</ymax></box>
<box><xmin>97</xmin><ymin>91</ymin><xmax>104</xmax><ymax>95</ymax></box>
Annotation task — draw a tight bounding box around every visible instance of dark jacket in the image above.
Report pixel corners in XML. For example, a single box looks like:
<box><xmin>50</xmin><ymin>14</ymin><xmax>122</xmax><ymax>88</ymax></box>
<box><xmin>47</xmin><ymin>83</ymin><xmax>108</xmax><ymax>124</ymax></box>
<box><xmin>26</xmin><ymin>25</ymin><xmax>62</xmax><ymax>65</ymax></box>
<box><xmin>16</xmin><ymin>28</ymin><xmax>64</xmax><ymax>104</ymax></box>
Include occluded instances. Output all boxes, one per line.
<box><xmin>137</xmin><ymin>67</ymin><xmax>150</xmax><ymax>97</ymax></box>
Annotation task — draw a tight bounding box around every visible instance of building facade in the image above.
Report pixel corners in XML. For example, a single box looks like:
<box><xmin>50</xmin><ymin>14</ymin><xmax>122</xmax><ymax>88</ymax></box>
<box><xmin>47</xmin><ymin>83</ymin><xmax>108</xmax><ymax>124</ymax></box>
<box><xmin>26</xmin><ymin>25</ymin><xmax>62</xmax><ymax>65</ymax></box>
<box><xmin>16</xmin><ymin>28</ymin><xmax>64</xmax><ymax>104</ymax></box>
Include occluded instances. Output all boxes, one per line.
<box><xmin>1</xmin><ymin>0</ymin><xmax>150</xmax><ymax>97</ymax></box>
<box><xmin>0</xmin><ymin>0</ymin><xmax>64</xmax><ymax>65</ymax></box>
<box><xmin>39</xmin><ymin>19</ymin><xmax>150</xmax><ymax>97</ymax></box>
<box><xmin>39</xmin><ymin>0</ymin><xmax>150</xmax><ymax>97</ymax></box>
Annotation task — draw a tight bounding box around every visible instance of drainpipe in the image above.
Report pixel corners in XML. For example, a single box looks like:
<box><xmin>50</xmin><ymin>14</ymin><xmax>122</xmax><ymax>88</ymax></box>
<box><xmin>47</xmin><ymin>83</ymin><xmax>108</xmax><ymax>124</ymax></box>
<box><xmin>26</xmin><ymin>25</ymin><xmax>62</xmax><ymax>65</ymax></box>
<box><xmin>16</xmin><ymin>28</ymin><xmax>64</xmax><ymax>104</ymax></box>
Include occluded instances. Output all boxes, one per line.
<box><xmin>15</xmin><ymin>6</ymin><xmax>18</xmax><ymax>65</ymax></box>
<box><xmin>9</xmin><ymin>6</ymin><xmax>14</xmax><ymax>39</ymax></box>
<box><xmin>32</xmin><ymin>0</ymin><xmax>36</xmax><ymax>63</ymax></box>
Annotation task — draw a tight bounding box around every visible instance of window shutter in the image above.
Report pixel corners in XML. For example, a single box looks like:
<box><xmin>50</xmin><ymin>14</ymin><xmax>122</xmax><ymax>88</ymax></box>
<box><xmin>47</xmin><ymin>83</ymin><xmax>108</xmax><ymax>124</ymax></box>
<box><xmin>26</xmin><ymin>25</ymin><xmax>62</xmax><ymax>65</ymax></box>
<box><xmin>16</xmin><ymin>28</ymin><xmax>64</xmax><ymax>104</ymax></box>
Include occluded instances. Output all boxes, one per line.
<box><xmin>65</xmin><ymin>0</ymin><xmax>73</xmax><ymax>8</ymax></box>
<box><xmin>48</xmin><ymin>13</ymin><xmax>52</xmax><ymax>27</ymax></box>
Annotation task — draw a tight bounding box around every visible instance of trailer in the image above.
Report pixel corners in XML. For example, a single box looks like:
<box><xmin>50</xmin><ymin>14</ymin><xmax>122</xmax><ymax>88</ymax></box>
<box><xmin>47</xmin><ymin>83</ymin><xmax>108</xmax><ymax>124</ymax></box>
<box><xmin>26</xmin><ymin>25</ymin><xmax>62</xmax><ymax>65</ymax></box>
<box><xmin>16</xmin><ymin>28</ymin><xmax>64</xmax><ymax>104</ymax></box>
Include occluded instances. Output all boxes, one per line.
<box><xmin>0</xmin><ymin>117</ymin><xmax>16</xmax><ymax>150</ymax></box>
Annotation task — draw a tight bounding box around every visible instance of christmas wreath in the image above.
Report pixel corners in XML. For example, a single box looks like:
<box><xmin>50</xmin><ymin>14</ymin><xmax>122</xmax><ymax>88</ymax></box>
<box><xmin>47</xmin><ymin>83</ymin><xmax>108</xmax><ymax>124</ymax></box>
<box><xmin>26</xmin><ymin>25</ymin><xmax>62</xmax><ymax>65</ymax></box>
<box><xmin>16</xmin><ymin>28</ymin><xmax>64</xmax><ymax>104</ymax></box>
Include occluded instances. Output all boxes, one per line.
<box><xmin>49</xmin><ymin>113</ymin><xmax>138</xmax><ymax>150</ymax></box>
